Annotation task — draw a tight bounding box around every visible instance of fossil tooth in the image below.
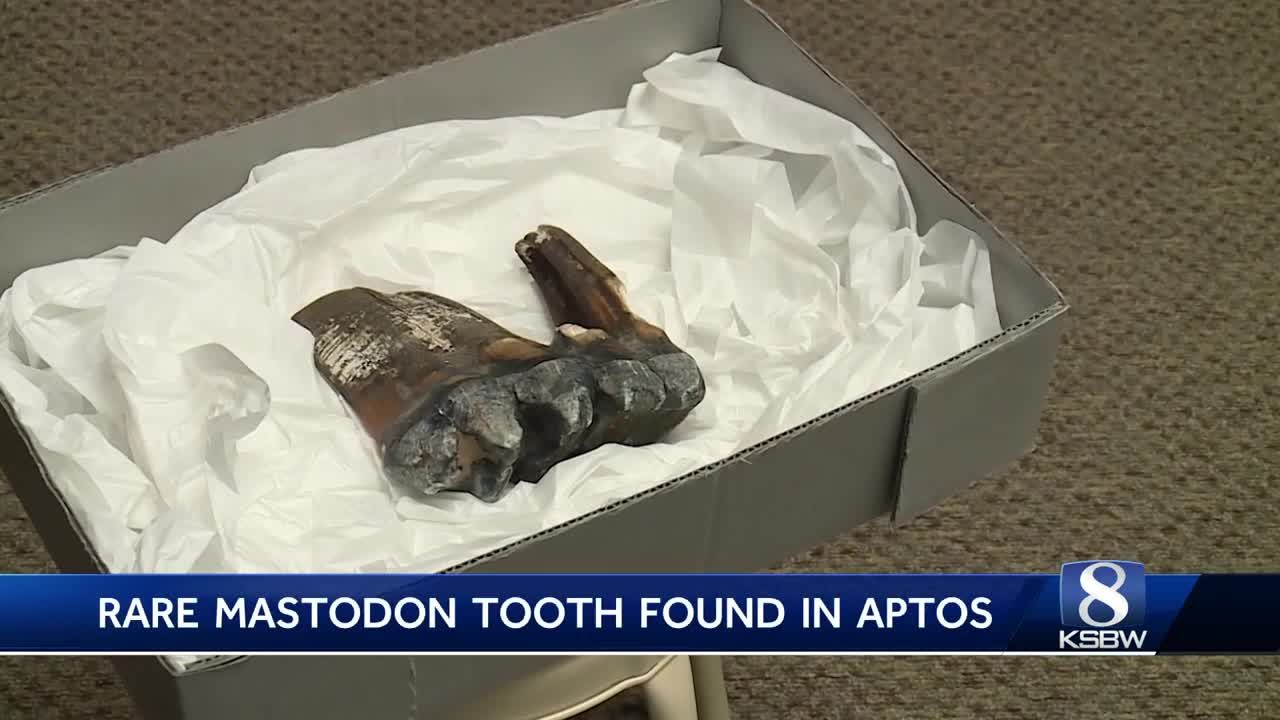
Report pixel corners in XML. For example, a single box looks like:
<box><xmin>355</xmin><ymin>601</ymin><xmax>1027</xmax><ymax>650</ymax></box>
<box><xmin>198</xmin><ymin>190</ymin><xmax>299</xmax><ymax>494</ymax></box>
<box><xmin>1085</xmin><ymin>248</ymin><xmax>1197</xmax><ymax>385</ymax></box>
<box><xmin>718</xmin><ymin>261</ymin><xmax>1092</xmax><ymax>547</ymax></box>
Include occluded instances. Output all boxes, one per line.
<box><xmin>516</xmin><ymin>224</ymin><xmax>706</xmax><ymax>445</ymax></box>
<box><xmin>515</xmin><ymin>225</ymin><xmax>634</xmax><ymax>335</ymax></box>
<box><xmin>292</xmin><ymin>227</ymin><xmax>706</xmax><ymax>503</ymax></box>
<box><xmin>292</xmin><ymin>287</ymin><xmax>569</xmax><ymax>502</ymax></box>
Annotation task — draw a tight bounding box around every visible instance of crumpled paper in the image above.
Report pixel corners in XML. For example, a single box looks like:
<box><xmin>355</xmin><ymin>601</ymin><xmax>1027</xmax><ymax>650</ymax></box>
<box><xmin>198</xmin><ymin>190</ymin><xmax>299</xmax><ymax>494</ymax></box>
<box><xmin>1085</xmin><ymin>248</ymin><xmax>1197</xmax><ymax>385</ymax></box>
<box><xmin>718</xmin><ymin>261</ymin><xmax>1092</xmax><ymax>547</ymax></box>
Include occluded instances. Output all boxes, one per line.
<box><xmin>0</xmin><ymin>49</ymin><xmax>999</xmax><ymax>580</ymax></box>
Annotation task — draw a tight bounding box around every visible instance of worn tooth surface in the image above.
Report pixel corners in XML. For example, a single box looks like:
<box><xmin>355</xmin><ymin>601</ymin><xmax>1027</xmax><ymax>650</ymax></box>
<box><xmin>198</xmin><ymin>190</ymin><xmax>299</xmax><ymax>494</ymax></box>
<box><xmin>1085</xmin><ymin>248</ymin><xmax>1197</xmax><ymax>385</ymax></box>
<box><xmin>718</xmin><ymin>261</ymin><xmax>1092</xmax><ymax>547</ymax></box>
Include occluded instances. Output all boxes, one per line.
<box><xmin>594</xmin><ymin>360</ymin><xmax>666</xmax><ymax>416</ymax></box>
<box><xmin>646</xmin><ymin>352</ymin><xmax>706</xmax><ymax>413</ymax></box>
<box><xmin>443</xmin><ymin>379</ymin><xmax>523</xmax><ymax>463</ymax></box>
<box><xmin>512</xmin><ymin>358</ymin><xmax>595</xmax><ymax>481</ymax></box>
<box><xmin>384</xmin><ymin>411</ymin><xmax>463</xmax><ymax>496</ymax></box>
<box><xmin>441</xmin><ymin>377</ymin><xmax>523</xmax><ymax>501</ymax></box>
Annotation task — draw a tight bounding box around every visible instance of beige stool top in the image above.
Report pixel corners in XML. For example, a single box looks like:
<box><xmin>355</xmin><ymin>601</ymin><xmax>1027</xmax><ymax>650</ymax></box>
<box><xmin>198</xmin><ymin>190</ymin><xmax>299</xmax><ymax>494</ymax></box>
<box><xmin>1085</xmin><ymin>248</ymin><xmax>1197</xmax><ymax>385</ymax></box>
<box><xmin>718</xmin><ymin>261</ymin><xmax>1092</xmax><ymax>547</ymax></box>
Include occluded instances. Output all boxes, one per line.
<box><xmin>446</xmin><ymin>655</ymin><xmax>673</xmax><ymax>720</ymax></box>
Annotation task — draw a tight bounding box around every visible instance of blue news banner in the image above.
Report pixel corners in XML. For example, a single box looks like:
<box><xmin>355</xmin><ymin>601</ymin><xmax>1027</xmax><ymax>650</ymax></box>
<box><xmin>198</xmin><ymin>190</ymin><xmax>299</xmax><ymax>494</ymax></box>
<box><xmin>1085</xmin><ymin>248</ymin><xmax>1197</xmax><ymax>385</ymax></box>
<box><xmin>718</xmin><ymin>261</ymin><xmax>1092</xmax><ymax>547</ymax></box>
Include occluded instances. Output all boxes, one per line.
<box><xmin>0</xmin><ymin>562</ymin><xmax>1275</xmax><ymax>654</ymax></box>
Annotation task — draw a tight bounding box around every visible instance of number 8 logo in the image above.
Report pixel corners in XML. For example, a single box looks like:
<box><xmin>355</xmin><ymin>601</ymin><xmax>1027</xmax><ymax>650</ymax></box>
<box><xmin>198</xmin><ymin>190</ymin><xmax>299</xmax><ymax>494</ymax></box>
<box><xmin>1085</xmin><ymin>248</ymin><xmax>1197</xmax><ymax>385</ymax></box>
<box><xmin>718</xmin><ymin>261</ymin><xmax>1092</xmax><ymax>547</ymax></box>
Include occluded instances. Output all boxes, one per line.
<box><xmin>1077</xmin><ymin>561</ymin><xmax>1130</xmax><ymax>628</ymax></box>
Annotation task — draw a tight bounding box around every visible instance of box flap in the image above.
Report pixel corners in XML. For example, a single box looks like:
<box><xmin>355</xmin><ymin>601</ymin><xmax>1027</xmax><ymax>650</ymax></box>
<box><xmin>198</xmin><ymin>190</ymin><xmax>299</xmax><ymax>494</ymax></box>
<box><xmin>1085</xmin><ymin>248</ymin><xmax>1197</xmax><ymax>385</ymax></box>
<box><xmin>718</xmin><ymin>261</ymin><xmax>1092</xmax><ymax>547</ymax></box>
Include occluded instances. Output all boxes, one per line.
<box><xmin>892</xmin><ymin>305</ymin><xmax>1068</xmax><ymax>524</ymax></box>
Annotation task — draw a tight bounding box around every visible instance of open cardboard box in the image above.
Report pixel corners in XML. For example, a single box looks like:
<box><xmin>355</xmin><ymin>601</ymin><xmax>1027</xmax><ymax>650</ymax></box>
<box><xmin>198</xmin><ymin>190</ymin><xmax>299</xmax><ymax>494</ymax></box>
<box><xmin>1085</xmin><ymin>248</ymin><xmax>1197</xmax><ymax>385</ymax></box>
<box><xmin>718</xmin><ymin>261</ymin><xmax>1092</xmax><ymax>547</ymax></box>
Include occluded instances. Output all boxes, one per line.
<box><xmin>0</xmin><ymin>0</ymin><xmax>1067</xmax><ymax>717</ymax></box>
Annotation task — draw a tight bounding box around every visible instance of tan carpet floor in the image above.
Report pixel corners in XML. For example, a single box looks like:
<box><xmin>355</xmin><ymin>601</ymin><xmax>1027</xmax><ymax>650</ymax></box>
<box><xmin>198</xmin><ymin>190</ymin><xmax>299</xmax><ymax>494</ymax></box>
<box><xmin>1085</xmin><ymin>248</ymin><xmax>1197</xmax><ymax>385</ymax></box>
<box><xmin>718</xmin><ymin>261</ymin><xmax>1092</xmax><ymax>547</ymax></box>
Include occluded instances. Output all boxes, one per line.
<box><xmin>2</xmin><ymin>0</ymin><xmax>1278</xmax><ymax>717</ymax></box>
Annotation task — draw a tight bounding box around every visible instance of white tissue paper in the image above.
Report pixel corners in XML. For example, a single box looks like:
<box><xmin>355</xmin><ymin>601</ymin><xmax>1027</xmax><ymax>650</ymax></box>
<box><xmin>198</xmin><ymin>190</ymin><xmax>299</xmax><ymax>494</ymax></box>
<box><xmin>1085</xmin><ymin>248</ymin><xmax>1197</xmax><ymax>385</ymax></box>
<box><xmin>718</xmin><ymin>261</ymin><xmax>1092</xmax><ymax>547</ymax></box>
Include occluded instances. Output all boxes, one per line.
<box><xmin>0</xmin><ymin>50</ymin><xmax>1000</xmax><ymax>583</ymax></box>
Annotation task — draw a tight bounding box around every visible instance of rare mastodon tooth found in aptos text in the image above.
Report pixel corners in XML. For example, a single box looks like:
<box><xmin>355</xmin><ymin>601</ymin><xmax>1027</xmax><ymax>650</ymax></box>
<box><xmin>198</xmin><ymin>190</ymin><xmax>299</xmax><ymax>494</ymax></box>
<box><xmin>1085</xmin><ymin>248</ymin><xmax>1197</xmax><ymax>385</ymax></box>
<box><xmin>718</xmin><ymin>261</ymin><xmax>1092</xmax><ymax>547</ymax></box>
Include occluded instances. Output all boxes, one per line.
<box><xmin>292</xmin><ymin>225</ymin><xmax>705</xmax><ymax>503</ymax></box>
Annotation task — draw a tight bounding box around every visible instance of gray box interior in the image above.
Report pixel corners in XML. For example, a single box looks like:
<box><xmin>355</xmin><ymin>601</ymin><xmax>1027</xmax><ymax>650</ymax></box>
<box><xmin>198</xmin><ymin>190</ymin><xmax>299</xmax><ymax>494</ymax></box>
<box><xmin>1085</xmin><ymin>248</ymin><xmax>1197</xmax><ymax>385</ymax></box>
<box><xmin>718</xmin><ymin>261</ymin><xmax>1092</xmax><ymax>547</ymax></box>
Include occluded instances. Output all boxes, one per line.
<box><xmin>0</xmin><ymin>0</ymin><xmax>1067</xmax><ymax>717</ymax></box>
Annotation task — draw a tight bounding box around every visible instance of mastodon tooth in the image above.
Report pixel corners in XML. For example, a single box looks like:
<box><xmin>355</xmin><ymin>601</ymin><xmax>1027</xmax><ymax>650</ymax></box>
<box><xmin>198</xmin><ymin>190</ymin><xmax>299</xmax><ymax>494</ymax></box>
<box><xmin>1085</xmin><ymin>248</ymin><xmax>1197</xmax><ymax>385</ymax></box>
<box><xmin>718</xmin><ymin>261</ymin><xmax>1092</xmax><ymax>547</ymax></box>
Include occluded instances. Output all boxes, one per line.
<box><xmin>291</xmin><ymin>226</ymin><xmax>706</xmax><ymax>503</ymax></box>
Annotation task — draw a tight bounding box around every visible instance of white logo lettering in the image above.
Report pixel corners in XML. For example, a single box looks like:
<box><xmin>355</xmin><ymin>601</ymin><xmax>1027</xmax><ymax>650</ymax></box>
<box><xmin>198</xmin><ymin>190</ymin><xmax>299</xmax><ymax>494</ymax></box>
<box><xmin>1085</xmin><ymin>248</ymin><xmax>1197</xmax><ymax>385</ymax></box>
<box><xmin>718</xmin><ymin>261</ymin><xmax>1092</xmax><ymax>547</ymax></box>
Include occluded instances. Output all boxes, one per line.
<box><xmin>1078</xmin><ymin>562</ymin><xmax>1129</xmax><ymax>628</ymax></box>
<box><xmin>1059</xmin><ymin>629</ymin><xmax>1148</xmax><ymax>650</ymax></box>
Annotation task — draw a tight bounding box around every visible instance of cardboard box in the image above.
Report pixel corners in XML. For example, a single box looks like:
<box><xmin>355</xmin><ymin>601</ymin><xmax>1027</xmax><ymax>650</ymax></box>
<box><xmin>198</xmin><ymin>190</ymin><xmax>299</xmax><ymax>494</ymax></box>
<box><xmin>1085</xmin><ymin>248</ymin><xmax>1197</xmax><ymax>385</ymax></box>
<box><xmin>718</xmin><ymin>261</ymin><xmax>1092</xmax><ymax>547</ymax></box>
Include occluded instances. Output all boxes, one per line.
<box><xmin>0</xmin><ymin>0</ymin><xmax>1067</xmax><ymax>717</ymax></box>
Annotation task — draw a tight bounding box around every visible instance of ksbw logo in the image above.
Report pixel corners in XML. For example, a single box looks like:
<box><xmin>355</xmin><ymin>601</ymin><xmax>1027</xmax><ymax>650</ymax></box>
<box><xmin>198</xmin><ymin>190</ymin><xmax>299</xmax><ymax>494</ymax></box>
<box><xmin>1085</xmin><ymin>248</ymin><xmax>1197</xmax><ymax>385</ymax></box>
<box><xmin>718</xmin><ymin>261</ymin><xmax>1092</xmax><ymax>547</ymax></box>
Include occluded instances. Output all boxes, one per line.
<box><xmin>1058</xmin><ymin>561</ymin><xmax>1148</xmax><ymax>650</ymax></box>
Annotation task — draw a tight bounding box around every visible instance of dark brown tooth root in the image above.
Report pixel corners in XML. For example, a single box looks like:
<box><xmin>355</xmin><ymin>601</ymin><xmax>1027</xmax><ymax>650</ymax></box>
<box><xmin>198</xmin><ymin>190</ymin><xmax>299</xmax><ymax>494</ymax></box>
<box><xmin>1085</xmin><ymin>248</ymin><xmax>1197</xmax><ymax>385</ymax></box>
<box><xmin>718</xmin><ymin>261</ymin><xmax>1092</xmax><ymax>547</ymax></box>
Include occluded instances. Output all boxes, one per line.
<box><xmin>515</xmin><ymin>233</ymin><xmax>575</xmax><ymax>330</ymax></box>
<box><xmin>516</xmin><ymin>224</ymin><xmax>632</xmax><ymax>333</ymax></box>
